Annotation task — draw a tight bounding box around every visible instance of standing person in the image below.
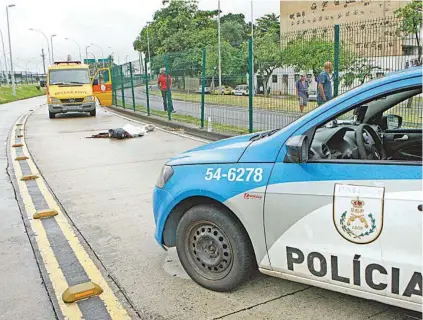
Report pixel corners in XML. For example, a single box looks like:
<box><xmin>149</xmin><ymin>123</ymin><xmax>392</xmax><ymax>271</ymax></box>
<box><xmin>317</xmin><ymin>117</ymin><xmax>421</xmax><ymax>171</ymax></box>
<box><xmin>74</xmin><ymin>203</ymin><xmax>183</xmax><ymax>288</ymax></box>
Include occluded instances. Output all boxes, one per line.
<box><xmin>296</xmin><ymin>73</ymin><xmax>309</xmax><ymax>113</ymax></box>
<box><xmin>317</xmin><ymin>61</ymin><xmax>333</xmax><ymax>106</ymax></box>
<box><xmin>158</xmin><ymin>67</ymin><xmax>175</xmax><ymax>113</ymax></box>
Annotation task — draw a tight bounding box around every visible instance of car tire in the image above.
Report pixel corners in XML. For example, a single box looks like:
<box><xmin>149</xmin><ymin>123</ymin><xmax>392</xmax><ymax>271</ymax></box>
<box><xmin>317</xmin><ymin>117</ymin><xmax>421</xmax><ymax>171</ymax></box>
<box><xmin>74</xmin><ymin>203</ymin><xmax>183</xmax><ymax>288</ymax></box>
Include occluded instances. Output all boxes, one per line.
<box><xmin>89</xmin><ymin>109</ymin><xmax>96</xmax><ymax>117</ymax></box>
<box><xmin>176</xmin><ymin>204</ymin><xmax>256</xmax><ymax>292</ymax></box>
<box><xmin>49</xmin><ymin>111</ymin><xmax>55</xmax><ymax>119</ymax></box>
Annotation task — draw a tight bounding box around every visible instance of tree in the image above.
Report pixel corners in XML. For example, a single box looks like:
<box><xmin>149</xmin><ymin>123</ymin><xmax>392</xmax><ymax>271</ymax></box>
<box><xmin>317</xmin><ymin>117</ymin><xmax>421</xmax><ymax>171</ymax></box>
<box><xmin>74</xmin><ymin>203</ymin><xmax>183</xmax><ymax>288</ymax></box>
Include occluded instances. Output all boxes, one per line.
<box><xmin>256</xmin><ymin>13</ymin><xmax>280</xmax><ymax>38</ymax></box>
<box><xmin>206</xmin><ymin>42</ymin><xmax>246</xmax><ymax>75</ymax></box>
<box><xmin>282</xmin><ymin>37</ymin><xmax>356</xmax><ymax>77</ymax></box>
<box><xmin>342</xmin><ymin>58</ymin><xmax>381</xmax><ymax>88</ymax></box>
<box><xmin>221</xmin><ymin>21</ymin><xmax>248</xmax><ymax>46</ymax></box>
<box><xmin>133</xmin><ymin>0</ymin><xmax>217</xmax><ymax>56</ymax></box>
<box><xmin>395</xmin><ymin>0</ymin><xmax>422</xmax><ymax>64</ymax></box>
<box><xmin>244</xmin><ymin>32</ymin><xmax>283</xmax><ymax>96</ymax></box>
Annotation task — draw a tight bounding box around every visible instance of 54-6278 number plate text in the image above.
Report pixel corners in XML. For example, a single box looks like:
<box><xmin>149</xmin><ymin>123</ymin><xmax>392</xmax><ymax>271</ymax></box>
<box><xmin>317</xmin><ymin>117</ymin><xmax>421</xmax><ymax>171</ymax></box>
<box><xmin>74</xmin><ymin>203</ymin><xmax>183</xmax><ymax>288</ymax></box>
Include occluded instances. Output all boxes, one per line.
<box><xmin>205</xmin><ymin>168</ymin><xmax>263</xmax><ymax>182</ymax></box>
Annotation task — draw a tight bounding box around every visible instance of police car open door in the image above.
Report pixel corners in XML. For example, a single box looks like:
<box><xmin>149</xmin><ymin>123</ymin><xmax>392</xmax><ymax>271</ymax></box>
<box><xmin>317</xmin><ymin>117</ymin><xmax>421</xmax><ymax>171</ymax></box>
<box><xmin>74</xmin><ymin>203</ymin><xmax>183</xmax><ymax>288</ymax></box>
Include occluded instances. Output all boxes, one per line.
<box><xmin>263</xmin><ymin>81</ymin><xmax>422</xmax><ymax>310</ymax></box>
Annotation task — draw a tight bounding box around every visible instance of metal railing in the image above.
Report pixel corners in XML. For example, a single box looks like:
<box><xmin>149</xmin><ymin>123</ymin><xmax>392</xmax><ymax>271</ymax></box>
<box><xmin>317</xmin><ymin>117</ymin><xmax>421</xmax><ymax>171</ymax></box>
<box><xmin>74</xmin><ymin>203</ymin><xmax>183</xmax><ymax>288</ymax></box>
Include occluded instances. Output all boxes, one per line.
<box><xmin>111</xmin><ymin>17</ymin><xmax>422</xmax><ymax>135</ymax></box>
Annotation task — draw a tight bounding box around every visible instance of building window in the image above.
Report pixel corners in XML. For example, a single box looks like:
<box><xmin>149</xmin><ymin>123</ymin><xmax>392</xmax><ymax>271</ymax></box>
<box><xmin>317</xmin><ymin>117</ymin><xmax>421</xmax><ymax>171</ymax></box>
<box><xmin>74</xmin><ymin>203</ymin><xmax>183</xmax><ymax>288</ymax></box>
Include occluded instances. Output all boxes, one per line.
<box><xmin>402</xmin><ymin>45</ymin><xmax>414</xmax><ymax>56</ymax></box>
<box><xmin>272</xmin><ymin>75</ymin><xmax>278</xmax><ymax>83</ymax></box>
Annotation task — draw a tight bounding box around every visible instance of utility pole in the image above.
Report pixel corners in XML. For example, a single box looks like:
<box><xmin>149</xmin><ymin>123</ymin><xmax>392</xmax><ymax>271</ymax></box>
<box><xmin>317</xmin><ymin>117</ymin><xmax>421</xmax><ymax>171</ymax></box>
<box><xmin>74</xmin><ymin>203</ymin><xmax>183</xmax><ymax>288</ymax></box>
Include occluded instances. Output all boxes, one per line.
<box><xmin>41</xmin><ymin>48</ymin><xmax>46</xmax><ymax>74</ymax></box>
<box><xmin>146</xmin><ymin>22</ymin><xmax>152</xmax><ymax>78</ymax></box>
<box><xmin>0</xmin><ymin>28</ymin><xmax>9</xmax><ymax>84</ymax></box>
<box><xmin>6</xmin><ymin>4</ymin><xmax>16</xmax><ymax>96</ymax></box>
<box><xmin>217</xmin><ymin>0</ymin><xmax>222</xmax><ymax>87</ymax></box>
<box><xmin>138</xmin><ymin>51</ymin><xmax>144</xmax><ymax>74</ymax></box>
<box><xmin>50</xmin><ymin>34</ymin><xmax>56</xmax><ymax>63</ymax></box>
<box><xmin>251</xmin><ymin>0</ymin><xmax>254</xmax><ymax>95</ymax></box>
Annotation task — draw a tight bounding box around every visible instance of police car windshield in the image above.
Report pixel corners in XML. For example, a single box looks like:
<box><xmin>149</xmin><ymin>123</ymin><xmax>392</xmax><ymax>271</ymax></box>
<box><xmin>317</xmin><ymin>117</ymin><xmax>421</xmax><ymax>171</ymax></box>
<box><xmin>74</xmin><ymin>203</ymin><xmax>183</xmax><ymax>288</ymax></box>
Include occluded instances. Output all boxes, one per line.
<box><xmin>49</xmin><ymin>69</ymin><xmax>90</xmax><ymax>85</ymax></box>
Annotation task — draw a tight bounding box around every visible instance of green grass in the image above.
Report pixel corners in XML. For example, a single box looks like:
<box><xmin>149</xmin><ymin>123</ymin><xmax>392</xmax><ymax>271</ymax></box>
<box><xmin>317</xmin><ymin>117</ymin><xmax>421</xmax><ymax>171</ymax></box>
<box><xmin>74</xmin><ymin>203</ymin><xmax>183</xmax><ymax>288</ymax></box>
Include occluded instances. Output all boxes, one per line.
<box><xmin>115</xmin><ymin>99</ymin><xmax>249</xmax><ymax>135</ymax></box>
<box><xmin>149</xmin><ymin>89</ymin><xmax>319</xmax><ymax>113</ymax></box>
<box><xmin>0</xmin><ymin>85</ymin><xmax>45</xmax><ymax>104</ymax></box>
<box><xmin>135</xmin><ymin>105</ymin><xmax>249</xmax><ymax>135</ymax></box>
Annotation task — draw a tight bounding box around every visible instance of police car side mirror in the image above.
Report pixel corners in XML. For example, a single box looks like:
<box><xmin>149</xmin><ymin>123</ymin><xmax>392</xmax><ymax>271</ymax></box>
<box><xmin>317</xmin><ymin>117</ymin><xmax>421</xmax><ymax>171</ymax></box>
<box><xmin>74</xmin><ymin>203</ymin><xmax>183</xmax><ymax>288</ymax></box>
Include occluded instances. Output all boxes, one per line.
<box><xmin>382</xmin><ymin>114</ymin><xmax>402</xmax><ymax>130</ymax></box>
<box><xmin>286</xmin><ymin>135</ymin><xmax>309</xmax><ymax>163</ymax></box>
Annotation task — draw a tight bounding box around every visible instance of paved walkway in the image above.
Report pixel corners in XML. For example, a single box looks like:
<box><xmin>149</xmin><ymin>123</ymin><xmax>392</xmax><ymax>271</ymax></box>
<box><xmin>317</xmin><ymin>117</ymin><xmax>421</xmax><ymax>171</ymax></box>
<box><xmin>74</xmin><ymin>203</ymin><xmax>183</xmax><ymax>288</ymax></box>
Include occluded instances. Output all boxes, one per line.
<box><xmin>0</xmin><ymin>96</ymin><xmax>55</xmax><ymax>320</ymax></box>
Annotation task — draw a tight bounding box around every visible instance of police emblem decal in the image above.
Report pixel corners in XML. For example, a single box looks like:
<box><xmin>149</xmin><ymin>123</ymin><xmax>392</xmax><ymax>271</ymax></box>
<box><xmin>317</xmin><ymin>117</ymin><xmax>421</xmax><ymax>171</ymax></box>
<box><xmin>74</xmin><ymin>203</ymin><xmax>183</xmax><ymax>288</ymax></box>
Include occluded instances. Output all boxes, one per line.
<box><xmin>334</xmin><ymin>184</ymin><xmax>384</xmax><ymax>244</ymax></box>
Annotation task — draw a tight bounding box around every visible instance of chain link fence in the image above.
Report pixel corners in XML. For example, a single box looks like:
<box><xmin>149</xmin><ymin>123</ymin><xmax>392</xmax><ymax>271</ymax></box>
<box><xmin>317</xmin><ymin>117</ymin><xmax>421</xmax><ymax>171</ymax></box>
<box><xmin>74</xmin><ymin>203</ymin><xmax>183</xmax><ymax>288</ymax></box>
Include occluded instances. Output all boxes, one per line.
<box><xmin>112</xmin><ymin>17</ymin><xmax>422</xmax><ymax>135</ymax></box>
<box><xmin>1</xmin><ymin>72</ymin><xmax>43</xmax><ymax>85</ymax></box>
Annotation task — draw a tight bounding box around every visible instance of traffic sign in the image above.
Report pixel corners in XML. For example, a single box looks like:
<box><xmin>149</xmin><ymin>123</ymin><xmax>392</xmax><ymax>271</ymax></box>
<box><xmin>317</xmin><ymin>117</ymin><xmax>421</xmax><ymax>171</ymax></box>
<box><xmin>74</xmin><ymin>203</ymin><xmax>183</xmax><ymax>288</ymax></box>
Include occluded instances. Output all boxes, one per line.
<box><xmin>98</xmin><ymin>58</ymin><xmax>110</xmax><ymax>63</ymax></box>
<box><xmin>84</xmin><ymin>59</ymin><xmax>96</xmax><ymax>64</ymax></box>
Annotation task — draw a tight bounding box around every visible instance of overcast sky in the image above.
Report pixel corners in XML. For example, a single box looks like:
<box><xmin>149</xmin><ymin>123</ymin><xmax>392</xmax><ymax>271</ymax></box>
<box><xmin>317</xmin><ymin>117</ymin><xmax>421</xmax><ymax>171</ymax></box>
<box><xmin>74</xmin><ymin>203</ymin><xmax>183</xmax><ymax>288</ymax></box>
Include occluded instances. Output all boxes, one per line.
<box><xmin>0</xmin><ymin>0</ymin><xmax>279</xmax><ymax>74</ymax></box>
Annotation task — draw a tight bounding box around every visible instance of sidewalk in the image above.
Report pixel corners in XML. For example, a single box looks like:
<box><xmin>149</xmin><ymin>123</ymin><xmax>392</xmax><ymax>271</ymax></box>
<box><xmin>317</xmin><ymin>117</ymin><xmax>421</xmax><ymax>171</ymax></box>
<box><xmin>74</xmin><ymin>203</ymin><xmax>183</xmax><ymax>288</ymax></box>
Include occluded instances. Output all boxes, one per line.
<box><xmin>0</xmin><ymin>97</ymin><xmax>55</xmax><ymax>320</ymax></box>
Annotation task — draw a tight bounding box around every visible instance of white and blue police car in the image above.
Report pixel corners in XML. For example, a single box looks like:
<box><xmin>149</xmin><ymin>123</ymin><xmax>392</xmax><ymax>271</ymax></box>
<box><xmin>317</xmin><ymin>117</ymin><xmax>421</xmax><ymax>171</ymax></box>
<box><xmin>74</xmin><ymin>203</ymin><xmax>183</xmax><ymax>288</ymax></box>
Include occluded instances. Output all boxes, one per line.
<box><xmin>153</xmin><ymin>67</ymin><xmax>422</xmax><ymax>311</ymax></box>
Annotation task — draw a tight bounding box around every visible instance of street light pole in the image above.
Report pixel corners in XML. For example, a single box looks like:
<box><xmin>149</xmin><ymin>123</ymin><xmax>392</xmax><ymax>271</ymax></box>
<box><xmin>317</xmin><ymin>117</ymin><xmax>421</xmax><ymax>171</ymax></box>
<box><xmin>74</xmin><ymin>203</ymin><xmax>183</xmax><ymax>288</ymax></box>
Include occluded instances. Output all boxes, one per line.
<box><xmin>108</xmin><ymin>46</ymin><xmax>119</xmax><ymax>64</ymax></box>
<box><xmin>29</xmin><ymin>28</ymin><xmax>51</xmax><ymax>65</ymax></box>
<box><xmin>85</xmin><ymin>45</ymin><xmax>90</xmax><ymax>60</ymax></box>
<box><xmin>65</xmin><ymin>37</ymin><xmax>82</xmax><ymax>61</ymax></box>
<box><xmin>251</xmin><ymin>0</ymin><xmax>254</xmax><ymax>95</ymax></box>
<box><xmin>217</xmin><ymin>0</ymin><xmax>222</xmax><ymax>87</ymax></box>
<box><xmin>0</xmin><ymin>28</ymin><xmax>9</xmax><ymax>84</ymax></box>
<box><xmin>146</xmin><ymin>22</ymin><xmax>152</xmax><ymax>78</ymax></box>
<box><xmin>50</xmin><ymin>34</ymin><xmax>56</xmax><ymax>63</ymax></box>
<box><xmin>90</xmin><ymin>43</ymin><xmax>104</xmax><ymax>67</ymax></box>
<box><xmin>6</xmin><ymin>4</ymin><xmax>16</xmax><ymax>96</ymax></box>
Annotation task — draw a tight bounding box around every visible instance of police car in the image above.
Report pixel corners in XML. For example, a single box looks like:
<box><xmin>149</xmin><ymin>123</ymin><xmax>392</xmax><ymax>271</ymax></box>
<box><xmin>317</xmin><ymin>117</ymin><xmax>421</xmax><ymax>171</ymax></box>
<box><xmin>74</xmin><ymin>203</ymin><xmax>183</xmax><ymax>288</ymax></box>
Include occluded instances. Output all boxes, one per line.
<box><xmin>153</xmin><ymin>67</ymin><xmax>422</xmax><ymax>311</ymax></box>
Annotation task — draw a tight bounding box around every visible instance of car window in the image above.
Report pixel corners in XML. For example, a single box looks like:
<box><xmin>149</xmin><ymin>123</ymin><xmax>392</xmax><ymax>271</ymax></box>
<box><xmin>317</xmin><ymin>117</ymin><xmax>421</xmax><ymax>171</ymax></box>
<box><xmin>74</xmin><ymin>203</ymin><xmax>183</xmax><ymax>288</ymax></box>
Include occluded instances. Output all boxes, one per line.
<box><xmin>383</xmin><ymin>95</ymin><xmax>423</xmax><ymax>129</ymax></box>
<box><xmin>308</xmin><ymin>87</ymin><xmax>422</xmax><ymax>163</ymax></box>
<box><xmin>49</xmin><ymin>69</ymin><xmax>90</xmax><ymax>85</ymax></box>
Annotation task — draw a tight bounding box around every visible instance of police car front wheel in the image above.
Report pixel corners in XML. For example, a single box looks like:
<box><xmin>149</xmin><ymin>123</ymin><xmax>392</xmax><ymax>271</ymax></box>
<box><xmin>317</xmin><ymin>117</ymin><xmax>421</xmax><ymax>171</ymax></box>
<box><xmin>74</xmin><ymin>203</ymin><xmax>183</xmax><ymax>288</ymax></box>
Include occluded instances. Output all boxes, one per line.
<box><xmin>176</xmin><ymin>204</ymin><xmax>256</xmax><ymax>292</ymax></box>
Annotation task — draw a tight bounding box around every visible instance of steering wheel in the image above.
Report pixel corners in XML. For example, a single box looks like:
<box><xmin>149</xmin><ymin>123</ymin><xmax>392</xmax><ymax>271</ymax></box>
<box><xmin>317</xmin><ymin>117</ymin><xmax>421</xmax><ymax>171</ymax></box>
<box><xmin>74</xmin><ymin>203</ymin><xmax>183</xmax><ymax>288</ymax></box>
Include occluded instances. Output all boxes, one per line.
<box><xmin>356</xmin><ymin>124</ymin><xmax>386</xmax><ymax>160</ymax></box>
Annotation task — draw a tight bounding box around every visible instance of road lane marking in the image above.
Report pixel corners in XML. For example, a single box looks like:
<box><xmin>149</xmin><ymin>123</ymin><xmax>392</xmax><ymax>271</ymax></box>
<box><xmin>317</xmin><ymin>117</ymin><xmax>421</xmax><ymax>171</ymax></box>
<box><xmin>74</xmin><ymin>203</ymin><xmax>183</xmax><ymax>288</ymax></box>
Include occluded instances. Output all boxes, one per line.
<box><xmin>10</xmin><ymin>117</ymin><xmax>83</xmax><ymax>319</ymax></box>
<box><xmin>17</xmin><ymin>112</ymin><xmax>131</xmax><ymax>319</ymax></box>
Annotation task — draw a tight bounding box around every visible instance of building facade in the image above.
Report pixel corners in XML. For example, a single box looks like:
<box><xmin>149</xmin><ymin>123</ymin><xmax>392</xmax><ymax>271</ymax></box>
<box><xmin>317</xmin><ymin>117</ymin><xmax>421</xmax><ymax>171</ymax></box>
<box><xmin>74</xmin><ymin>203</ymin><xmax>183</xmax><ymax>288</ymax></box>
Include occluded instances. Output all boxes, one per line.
<box><xmin>266</xmin><ymin>0</ymin><xmax>418</xmax><ymax>98</ymax></box>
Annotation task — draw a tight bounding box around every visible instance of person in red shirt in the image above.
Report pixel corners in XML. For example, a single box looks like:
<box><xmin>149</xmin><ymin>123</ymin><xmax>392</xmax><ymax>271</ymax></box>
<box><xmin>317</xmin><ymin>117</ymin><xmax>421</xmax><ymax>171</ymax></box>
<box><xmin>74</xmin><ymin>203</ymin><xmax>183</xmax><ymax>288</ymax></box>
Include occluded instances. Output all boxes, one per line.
<box><xmin>157</xmin><ymin>67</ymin><xmax>175</xmax><ymax>113</ymax></box>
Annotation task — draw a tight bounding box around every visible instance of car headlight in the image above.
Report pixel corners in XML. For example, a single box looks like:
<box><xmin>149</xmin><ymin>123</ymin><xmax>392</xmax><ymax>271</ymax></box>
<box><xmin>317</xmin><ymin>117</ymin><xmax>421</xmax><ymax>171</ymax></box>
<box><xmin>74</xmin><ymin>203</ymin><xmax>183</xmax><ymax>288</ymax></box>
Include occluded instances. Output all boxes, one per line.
<box><xmin>84</xmin><ymin>95</ymin><xmax>96</xmax><ymax>102</ymax></box>
<box><xmin>156</xmin><ymin>165</ymin><xmax>174</xmax><ymax>189</ymax></box>
<box><xmin>48</xmin><ymin>97</ymin><xmax>60</xmax><ymax>104</ymax></box>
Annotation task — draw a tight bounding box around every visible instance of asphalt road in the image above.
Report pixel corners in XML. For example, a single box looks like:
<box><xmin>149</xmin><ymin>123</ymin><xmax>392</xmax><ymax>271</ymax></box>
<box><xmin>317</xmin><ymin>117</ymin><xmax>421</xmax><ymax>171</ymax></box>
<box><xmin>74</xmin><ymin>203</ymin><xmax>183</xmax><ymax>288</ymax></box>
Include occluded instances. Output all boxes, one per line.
<box><xmin>119</xmin><ymin>87</ymin><xmax>301</xmax><ymax>131</ymax></box>
<box><xmin>2</xmin><ymin>97</ymin><xmax>418</xmax><ymax>319</ymax></box>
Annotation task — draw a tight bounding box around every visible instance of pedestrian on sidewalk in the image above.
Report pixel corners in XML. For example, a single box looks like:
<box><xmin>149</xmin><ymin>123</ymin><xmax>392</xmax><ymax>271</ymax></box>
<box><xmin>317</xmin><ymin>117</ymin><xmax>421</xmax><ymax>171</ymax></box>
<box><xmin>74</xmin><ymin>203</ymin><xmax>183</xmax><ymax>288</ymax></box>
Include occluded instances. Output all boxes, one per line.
<box><xmin>158</xmin><ymin>67</ymin><xmax>175</xmax><ymax>113</ymax></box>
<box><xmin>317</xmin><ymin>61</ymin><xmax>333</xmax><ymax>106</ymax></box>
<box><xmin>296</xmin><ymin>73</ymin><xmax>309</xmax><ymax>113</ymax></box>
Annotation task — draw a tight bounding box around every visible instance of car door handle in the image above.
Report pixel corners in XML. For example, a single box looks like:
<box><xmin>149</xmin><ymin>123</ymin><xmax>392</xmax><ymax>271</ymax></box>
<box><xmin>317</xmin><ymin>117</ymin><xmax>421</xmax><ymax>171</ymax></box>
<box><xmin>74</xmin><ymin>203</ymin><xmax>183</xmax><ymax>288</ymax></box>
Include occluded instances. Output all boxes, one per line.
<box><xmin>394</xmin><ymin>134</ymin><xmax>408</xmax><ymax>141</ymax></box>
<box><xmin>418</xmin><ymin>204</ymin><xmax>422</xmax><ymax>212</ymax></box>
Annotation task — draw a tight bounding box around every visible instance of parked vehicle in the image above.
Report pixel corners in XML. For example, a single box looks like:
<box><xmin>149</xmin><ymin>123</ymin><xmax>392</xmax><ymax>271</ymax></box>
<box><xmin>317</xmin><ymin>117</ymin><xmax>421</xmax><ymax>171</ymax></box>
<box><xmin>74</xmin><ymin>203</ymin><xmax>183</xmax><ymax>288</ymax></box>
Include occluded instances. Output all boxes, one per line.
<box><xmin>47</xmin><ymin>61</ymin><xmax>112</xmax><ymax>118</ymax></box>
<box><xmin>233</xmin><ymin>85</ymin><xmax>249</xmax><ymax>96</ymax></box>
<box><xmin>195</xmin><ymin>86</ymin><xmax>211</xmax><ymax>94</ymax></box>
<box><xmin>153</xmin><ymin>67</ymin><xmax>423</xmax><ymax>312</ymax></box>
<box><xmin>309</xmin><ymin>90</ymin><xmax>317</xmax><ymax>101</ymax></box>
<box><xmin>212</xmin><ymin>85</ymin><xmax>233</xmax><ymax>95</ymax></box>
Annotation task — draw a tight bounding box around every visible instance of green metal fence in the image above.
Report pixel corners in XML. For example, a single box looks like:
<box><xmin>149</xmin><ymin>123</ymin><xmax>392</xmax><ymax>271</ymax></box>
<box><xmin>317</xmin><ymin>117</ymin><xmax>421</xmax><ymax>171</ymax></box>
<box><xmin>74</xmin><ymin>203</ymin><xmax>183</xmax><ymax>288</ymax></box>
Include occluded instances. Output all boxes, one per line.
<box><xmin>111</xmin><ymin>16</ymin><xmax>422</xmax><ymax>135</ymax></box>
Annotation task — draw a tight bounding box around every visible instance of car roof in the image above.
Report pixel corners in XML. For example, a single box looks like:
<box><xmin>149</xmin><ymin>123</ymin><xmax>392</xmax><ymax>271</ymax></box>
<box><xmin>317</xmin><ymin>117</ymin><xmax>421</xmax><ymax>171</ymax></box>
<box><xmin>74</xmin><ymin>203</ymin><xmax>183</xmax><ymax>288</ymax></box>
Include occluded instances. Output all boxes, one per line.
<box><xmin>48</xmin><ymin>62</ymin><xmax>89</xmax><ymax>70</ymax></box>
<box><xmin>386</xmin><ymin>66</ymin><xmax>421</xmax><ymax>77</ymax></box>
